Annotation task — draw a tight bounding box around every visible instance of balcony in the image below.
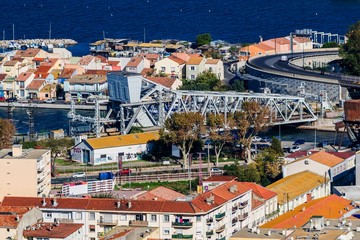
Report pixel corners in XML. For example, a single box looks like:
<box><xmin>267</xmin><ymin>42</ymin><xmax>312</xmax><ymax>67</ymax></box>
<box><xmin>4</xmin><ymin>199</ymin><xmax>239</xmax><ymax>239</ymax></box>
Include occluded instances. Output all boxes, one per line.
<box><xmin>172</xmin><ymin>221</ymin><xmax>193</xmax><ymax>229</ymax></box>
<box><xmin>232</xmin><ymin>205</ymin><xmax>238</xmax><ymax>213</ymax></box>
<box><xmin>97</xmin><ymin>219</ymin><xmax>118</xmax><ymax>226</ymax></box>
<box><xmin>238</xmin><ymin>212</ymin><xmax>249</xmax><ymax>221</ymax></box>
<box><xmin>206</xmin><ymin>230</ymin><xmax>214</xmax><ymax>236</ymax></box>
<box><xmin>171</xmin><ymin>234</ymin><xmax>193</xmax><ymax>239</ymax></box>
<box><xmin>37</xmin><ymin>174</ymin><xmax>46</xmax><ymax>184</ymax></box>
<box><xmin>216</xmin><ymin>237</ymin><xmax>226</xmax><ymax>240</ymax></box>
<box><xmin>215</xmin><ymin>212</ymin><xmax>225</xmax><ymax>221</ymax></box>
<box><xmin>206</xmin><ymin>218</ymin><xmax>213</xmax><ymax>225</ymax></box>
<box><xmin>129</xmin><ymin>220</ymin><xmax>148</xmax><ymax>227</ymax></box>
<box><xmin>239</xmin><ymin>201</ymin><xmax>248</xmax><ymax>209</ymax></box>
<box><xmin>215</xmin><ymin>225</ymin><xmax>225</xmax><ymax>234</ymax></box>
<box><xmin>58</xmin><ymin>218</ymin><xmax>74</xmax><ymax>223</ymax></box>
<box><xmin>37</xmin><ymin>165</ymin><xmax>45</xmax><ymax>173</ymax></box>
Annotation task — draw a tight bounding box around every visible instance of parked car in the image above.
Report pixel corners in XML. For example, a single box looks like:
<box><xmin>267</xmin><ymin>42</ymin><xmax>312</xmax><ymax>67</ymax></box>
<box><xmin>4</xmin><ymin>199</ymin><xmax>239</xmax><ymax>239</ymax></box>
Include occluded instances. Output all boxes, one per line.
<box><xmin>251</xmin><ymin>136</ymin><xmax>262</xmax><ymax>142</ymax></box>
<box><xmin>317</xmin><ymin>141</ymin><xmax>328</xmax><ymax>148</ymax></box>
<box><xmin>351</xmin><ymin>144</ymin><xmax>360</xmax><ymax>152</ymax></box>
<box><xmin>43</xmin><ymin>98</ymin><xmax>56</xmax><ymax>103</ymax></box>
<box><xmin>293</xmin><ymin>139</ymin><xmax>306</xmax><ymax>145</ymax></box>
<box><xmin>0</xmin><ymin>96</ymin><xmax>5</xmax><ymax>102</ymax></box>
<box><xmin>117</xmin><ymin>168</ymin><xmax>132</xmax><ymax>175</ymax></box>
<box><xmin>289</xmin><ymin>146</ymin><xmax>301</xmax><ymax>153</ymax></box>
<box><xmin>211</xmin><ymin>167</ymin><xmax>223</xmax><ymax>174</ymax></box>
<box><xmin>6</xmin><ymin>97</ymin><xmax>17</xmax><ymax>102</ymax></box>
<box><xmin>72</xmin><ymin>172</ymin><xmax>86</xmax><ymax>178</ymax></box>
<box><xmin>18</xmin><ymin>98</ymin><xmax>31</xmax><ymax>103</ymax></box>
<box><xmin>260</xmin><ymin>137</ymin><xmax>271</xmax><ymax>143</ymax></box>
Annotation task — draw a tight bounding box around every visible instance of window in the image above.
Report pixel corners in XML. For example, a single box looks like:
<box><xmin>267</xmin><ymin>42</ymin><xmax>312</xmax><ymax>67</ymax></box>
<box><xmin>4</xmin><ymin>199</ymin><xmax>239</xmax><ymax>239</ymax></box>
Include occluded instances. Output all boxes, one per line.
<box><xmin>163</xmin><ymin>228</ymin><xmax>170</xmax><ymax>235</ymax></box>
<box><xmin>190</xmin><ymin>66</ymin><xmax>195</xmax><ymax>71</ymax></box>
<box><xmin>304</xmin><ymin>160</ymin><xmax>309</xmax><ymax>165</ymax></box>
<box><xmin>164</xmin><ymin>215</ymin><xmax>170</xmax><ymax>222</ymax></box>
<box><xmin>75</xmin><ymin>212</ymin><xmax>82</xmax><ymax>220</ymax></box>
<box><xmin>100</xmin><ymin>154</ymin><xmax>107</xmax><ymax>161</ymax></box>
<box><xmin>89</xmin><ymin>225</ymin><xmax>95</xmax><ymax>232</ymax></box>
<box><xmin>196</xmin><ymin>216</ymin><xmax>201</xmax><ymax>222</ymax></box>
<box><xmin>45</xmin><ymin>213</ymin><xmax>52</xmax><ymax>219</ymax></box>
<box><xmin>191</xmin><ymin>75</ymin><xmax>195</xmax><ymax>79</ymax></box>
<box><xmin>151</xmin><ymin>215</ymin><xmax>157</xmax><ymax>222</ymax></box>
<box><xmin>209</xmin><ymin>67</ymin><xmax>213</xmax><ymax>72</ymax></box>
<box><xmin>120</xmin><ymin>214</ymin><xmax>127</xmax><ymax>221</ymax></box>
<box><xmin>89</xmin><ymin>212</ymin><xmax>95</xmax><ymax>220</ymax></box>
<box><xmin>161</xmin><ymin>67</ymin><xmax>165</xmax><ymax>72</ymax></box>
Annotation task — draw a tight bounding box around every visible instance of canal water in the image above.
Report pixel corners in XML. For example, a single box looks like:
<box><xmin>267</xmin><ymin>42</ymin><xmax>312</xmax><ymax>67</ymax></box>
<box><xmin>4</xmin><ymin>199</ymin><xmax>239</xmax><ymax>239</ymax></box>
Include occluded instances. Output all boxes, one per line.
<box><xmin>0</xmin><ymin>107</ymin><xmax>351</xmax><ymax>146</ymax></box>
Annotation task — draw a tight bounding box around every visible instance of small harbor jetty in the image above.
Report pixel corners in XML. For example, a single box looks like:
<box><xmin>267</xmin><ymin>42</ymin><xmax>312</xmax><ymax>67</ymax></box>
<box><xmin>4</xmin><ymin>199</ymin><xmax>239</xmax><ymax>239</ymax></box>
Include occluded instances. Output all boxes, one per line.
<box><xmin>0</xmin><ymin>38</ymin><xmax>77</xmax><ymax>49</ymax></box>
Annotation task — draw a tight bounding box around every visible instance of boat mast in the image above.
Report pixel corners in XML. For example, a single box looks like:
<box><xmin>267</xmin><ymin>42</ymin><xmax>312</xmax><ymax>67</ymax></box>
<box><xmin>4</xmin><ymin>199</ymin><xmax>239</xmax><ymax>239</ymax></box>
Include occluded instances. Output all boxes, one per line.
<box><xmin>12</xmin><ymin>23</ymin><xmax>14</xmax><ymax>41</ymax></box>
<box><xmin>2</xmin><ymin>30</ymin><xmax>4</xmax><ymax>53</ymax></box>
<box><xmin>144</xmin><ymin>27</ymin><xmax>146</xmax><ymax>43</ymax></box>
<box><xmin>49</xmin><ymin>22</ymin><xmax>52</xmax><ymax>40</ymax></box>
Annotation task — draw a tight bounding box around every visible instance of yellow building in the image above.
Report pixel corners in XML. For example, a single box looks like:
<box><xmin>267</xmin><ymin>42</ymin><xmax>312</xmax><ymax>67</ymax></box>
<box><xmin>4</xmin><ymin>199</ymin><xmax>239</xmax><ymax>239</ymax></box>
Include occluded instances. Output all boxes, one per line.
<box><xmin>0</xmin><ymin>145</ymin><xmax>51</xmax><ymax>201</ymax></box>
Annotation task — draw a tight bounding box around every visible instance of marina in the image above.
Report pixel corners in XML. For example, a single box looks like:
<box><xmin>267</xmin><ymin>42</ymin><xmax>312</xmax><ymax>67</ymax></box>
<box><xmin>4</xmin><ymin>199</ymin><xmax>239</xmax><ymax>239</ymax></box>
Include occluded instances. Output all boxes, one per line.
<box><xmin>0</xmin><ymin>38</ymin><xmax>77</xmax><ymax>50</ymax></box>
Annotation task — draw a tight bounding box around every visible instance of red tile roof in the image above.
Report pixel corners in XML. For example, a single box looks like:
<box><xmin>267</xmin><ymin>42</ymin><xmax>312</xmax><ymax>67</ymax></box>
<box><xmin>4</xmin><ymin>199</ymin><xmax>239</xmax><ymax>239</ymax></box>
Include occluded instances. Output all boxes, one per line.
<box><xmin>59</xmin><ymin>68</ymin><xmax>76</xmax><ymax>79</ymax></box>
<box><xmin>86</xmin><ymin>69</ymin><xmax>110</xmax><ymax>75</ymax></box>
<box><xmin>261</xmin><ymin>195</ymin><xmax>354</xmax><ymax>229</ymax></box>
<box><xmin>307</xmin><ymin>151</ymin><xmax>344</xmax><ymax>167</ymax></box>
<box><xmin>145</xmin><ymin>77</ymin><xmax>177</xmax><ymax>88</ymax></box>
<box><xmin>35</xmin><ymin>65</ymin><xmax>52</xmax><ymax>74</ymax></box>
<box><xmin>16</xmin><ymin>72</ymin><xmax>33</xmax><ymax>82</ymax></box>
<box><xmin>204</xmin><ymin>176</ymin><xmax>237</xmax><ymax>182</ymax></box>
<box><xmin>26</xmin><ymin>80</ymin><xmax>45</xmax><ymax>90</ymax></box>
<box><xmin>0</xmin><ymin>206</ymin><xmax>32</xmax><ymax>228</ymax></box>
<box><xmin>15</xmin><ymin>48</ymin><xmax>41</xmax><ymax>58</ymax></box>
<box><xmin>252</xmin><ymin>197</ymin><xmax>264</xmax><ymax>210</ymax></box>
<box><xmin>168</xmin><ymin>55</ymin><xmax>186</xmax><ymax>65</ymax></box>
<box><xmin>148</xmin><ymin>186</ymin><xmax>185</xmax><ymax>201</ymax></box>
<box><xmin>205</xmin><ymin>59</ymin><xmax>220</xmax><ymax>64</ymax></box>
<box><xmin>126</xmin><ymin>57</ymin><xmax>142</xmax><ymax>68</ymax></box>
<box><xmin>23</xmin><ymin>223</ymin><xmax>83</xmax><ymax>238</ymax></box>
<box><xmin>107</xmin><ymin>61</ymin><xmax>120</xmax><ymax>66</ymax></box>
<box><xmin>242</xmin><ymin>182</ymin><xmax>277</xmax><ymax>200</ymax></box>
<box><xmin>79</xmin><ymin>55</ymin><xmax>95</xmax><ymax>65</ymax></box>
<box><xmin>141</xmin><ymin>68</ymin><xmax>153</xmax><ymax>76</ymax></box>
<box><xmin>0</xmin><ymin>73</ymin><xmax>9</xmax><ymax>81</ymax></box>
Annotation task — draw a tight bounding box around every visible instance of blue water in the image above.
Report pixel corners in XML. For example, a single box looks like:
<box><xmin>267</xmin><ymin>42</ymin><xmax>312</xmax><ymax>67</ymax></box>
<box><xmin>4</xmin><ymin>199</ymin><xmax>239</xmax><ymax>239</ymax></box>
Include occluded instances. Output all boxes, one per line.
<box><xmin>1</xmin><ymin>0</ymin><xmax>359</xmax><ymax>56</ymax></box>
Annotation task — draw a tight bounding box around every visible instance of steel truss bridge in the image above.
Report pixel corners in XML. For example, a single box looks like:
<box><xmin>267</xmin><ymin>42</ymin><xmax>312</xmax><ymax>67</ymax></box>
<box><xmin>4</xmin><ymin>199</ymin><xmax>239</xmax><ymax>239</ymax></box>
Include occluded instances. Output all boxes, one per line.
<box><xmin>68</xmin><ymin>75</ymin><xmax>317</xmax><ymax>137</ymax></box>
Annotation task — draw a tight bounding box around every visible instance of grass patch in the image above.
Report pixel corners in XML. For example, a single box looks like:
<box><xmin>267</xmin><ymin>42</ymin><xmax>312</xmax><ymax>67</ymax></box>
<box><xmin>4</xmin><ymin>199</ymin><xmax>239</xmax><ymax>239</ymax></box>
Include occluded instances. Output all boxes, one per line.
<box><xmin>55</xmin><ymin>159</ymin><xmax>80</xmax><ymax>166</ymax></box>
<box><xmin>121</xmin><ymin>180</ymin><xmax>198</xmax><ymax>195</ymax></box>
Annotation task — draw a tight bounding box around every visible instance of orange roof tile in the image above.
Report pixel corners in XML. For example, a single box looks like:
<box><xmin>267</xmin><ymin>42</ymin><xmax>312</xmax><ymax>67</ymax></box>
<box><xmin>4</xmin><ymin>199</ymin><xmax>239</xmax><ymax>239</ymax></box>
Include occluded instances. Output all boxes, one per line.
<box><xmin>261</xmin><ymin>195</ymin><xmax>354</xmax><ymax>229</ymax></box>
<box><xmin>271</xmin><ymin>37</ymin><xmax>291</xmax><ymax>45</ymax></box>
<box><xmin>187</xmin><ymin>56</ymin><xmax>204</xmax><ymax>65</ymax></box>
<box><xmin>145</xmin><ymin>77</ymin><xmax>176</xmax><ymax>88</ymax></box>
<box><xmin>126</xmin><ymin>57</ymin><xmax>142</xmax><ymax>68</ymax></box>
<box><xmin>26</xmin><ymin>80</ymin><xmax>45</xmax><ymax>90</ymax></box>
<box><xmin>59</xmin><ymin>68</ymin><xmax>76</xmax><ymax>79</ymax></box>
<box><xmin>148</xmin><ymin>186</ymin><xmax>185</xmax><ymax>201</ymax></box>
<box><xmin>168</xmin><ymin>55</ymin><xmax>186</xmax><ymax>65</ymax></box>
<box><xmin>15</xmin><ymin>48</ymin><xmax>41</xmax><ymax>58</ymax></box>
<box><xmin>293</xmin><ymin>36</ymin><xmax>312</xmax><ymax>43</ymax></box>
<box><xmin>141</xmin><ymin>68</ymin><xmax>153</xmax><ymax>76</ymax></box>
<box><xmin>242</xmin><ymin>182</ymin><xmax>277</xmax><ymax>200</ymax></box>
<box><xmin>307</xmin><ymin>151</ymin><xmax>344</xmax><ymax>167</ymax></box>
<box><xmin>23</xmin><ymin>223</ymin><xmax>83</xmax><ymax>238</ymax></box>
<box><xmin>266</xmin><ymin>171</ymin><xmax>328</xmax><ymax>204</ymax></box>
<box><xmin>79</xmin><ymin>55</ymin><xmax>95</xmax><ymax>65</ymax></box>
<box><xmin>108</xmin><ymin>61</ymin><xmax>120</xmax><ymax>66</ymax></box>
<box><xmin>204</xmin><ymin>176</ymin><xmax>237</xmax><ymax>182</ymax></box>
<box><xmin>16</xmin><ymin>72</ymin><xmax>33</xmax><ymax>82</ymax></box>
<box><xmin>85</xmin><ymin>69</ymin><xmax>110</xmax><ymax>75</ymax></box>
<box><xmin>205</xmin><ymin>59</ymin><xmax>220</xmax><ymax>64</ymax></box>
<box><xmin>36</xmin><ymin>65</ymin><xmax>52</xmax><ymax>74</ymax></box>
<box><xmin>0</xmin><ymin>206</ymin><xmax>32</xmax><ymax>228</ymax></box>
<box><xmin>171</xmin><ymin>53</ymin><xmax>190</xmax><ymax>62</ymax></box>
<box><xmin>3</xmin><ymin>60</ymin><xmax>18</xmax><ymax>66</ymax></box>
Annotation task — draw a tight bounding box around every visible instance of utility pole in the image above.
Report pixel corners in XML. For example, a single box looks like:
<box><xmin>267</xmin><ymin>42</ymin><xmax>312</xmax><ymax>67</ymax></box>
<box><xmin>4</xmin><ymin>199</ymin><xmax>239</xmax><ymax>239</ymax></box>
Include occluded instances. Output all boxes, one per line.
<box><xmin>197</xmin><ymin>152</ymin><xmax>205</xmax><ymax>189</ymax></box>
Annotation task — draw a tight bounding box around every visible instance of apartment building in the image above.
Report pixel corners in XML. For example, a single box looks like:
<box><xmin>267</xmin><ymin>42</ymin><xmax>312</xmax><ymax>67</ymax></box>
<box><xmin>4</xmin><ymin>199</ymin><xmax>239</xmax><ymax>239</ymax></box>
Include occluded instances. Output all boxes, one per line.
<box><xmin>0</xmin><ymin>145</ymin><xmax>51</xmax><ymax>201</ymax></box>
<box><xmin>0</xmin><ymin>179</ymin><xmax>278</xmax><ymax>240</ymax></box>
<box><xmin>186</xmin><ymin>56</ymin><xmax>206</xmax><ymax>80</ymax></box>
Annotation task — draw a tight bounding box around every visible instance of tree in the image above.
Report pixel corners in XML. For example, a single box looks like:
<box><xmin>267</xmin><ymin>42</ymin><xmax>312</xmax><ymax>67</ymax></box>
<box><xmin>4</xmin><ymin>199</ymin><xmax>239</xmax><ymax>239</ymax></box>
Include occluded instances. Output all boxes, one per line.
<box><xmin>206</xmin><ymin>113</ymin><xmax>233</xmax><ymax>166</ymax></box>
<box><xmin>232</xmin><ymin>101</ymin><xmax>269</xmax><ymax>163</ymax></box>
<box><xmin>269</xmin><ymin>137</ymin><xmax>283</xmax><ymax>156</ymax></box>
<box><xmin>340</xmin><ymin>20</ymin><xmax>360</xmax><ymax>75</ymax></box>
<box><xmin>160</xmin><ymin>112</ymin><xmax>205</xmax><ymax>169</ymax></box>
<box><xmin>180</xmin><ymin>70</ymin><xmax>221</xmax><ymax>91</ymax></box>
<box><xmin>196</xmin><ymin>33</ymin><xmax>212</xmax><ymax>47</ymax></box>
<box><xmin>224</xmin><ymin>162</ymin><xmax>261</xmax><ymax>183</ymax></box>
<box><xmin>321</xmin><ymin>42</ymin><xmax>340</xmax><ymax>48</ymax></box>
<box><xmin>0</xmin><ymin>119</ymin><xmax>15</xmax><ymax>149</ymax></box>
<box><xmin>231</xmin><ymin>79</ymin><xmax>245</xmax><ymax>92</ymax></box>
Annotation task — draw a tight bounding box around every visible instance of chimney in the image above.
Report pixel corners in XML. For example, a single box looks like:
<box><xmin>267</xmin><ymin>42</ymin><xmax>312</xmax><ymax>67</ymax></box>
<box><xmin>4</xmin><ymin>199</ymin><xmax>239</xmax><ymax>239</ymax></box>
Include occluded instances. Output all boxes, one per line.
<box><xmin>52</xmin><ymin>197</ymin><xmax>58</xmax><ymax>207</ymax></box>
<box><xmin>128</xmin><ymin>201</ymin><xmax>132</xmax><ymax>209</ymax></box>
<box><xmin>15</xmin><ymin>214</ymin><xmax>19</xmax><ymax>222</ymax></box>
<box><xmin>116</xmin><ymin>201</ymin><xmax>121</xmax><ymax>208</ymax></box>
<box><xmin>12</xmin><ymin>145</ymin><xmax>23</xmax><ymax>157</ymax></box>
<box><xmin>42</xmin><ymin>197</ymin><xmax>46</xmax><ymax>207</ymax></box>
<box><xmin>229</xmin><ymin>185</ymin><xmax>238</xmax><ymax>193</ymax></box>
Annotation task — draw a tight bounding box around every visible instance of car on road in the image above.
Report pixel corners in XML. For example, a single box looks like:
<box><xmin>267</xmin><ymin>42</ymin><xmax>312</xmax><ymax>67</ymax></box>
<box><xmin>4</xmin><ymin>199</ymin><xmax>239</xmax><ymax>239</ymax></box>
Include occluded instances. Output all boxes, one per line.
<box><xmin>72</xmin><ymin>172</ymin><xmax>86</xmax><ymax>178</ymax></box>
<box><xmin>260</xmin><ymin>137</ymin><xmax>271</xmax><ymax>143</ymax></box>
<box><xmin>117</xmin><ymin>168</ymin><xmax>132</xmax><ymax>176</ymax></box>
<box><xmin>6</xmin><ymin>97</ymin><xmax>17</xmax><ymax>103</ymax></box>
<box><xmin>351</xmin><ymin>144</ymin><xmax>360</xmax><ymax>152</ymax></box>
<box><xmin>251</xmin><ymin>136</ymin><xmax>262</xmax><ymax>142</ymax></box>
<box><xmin>280</xmin><ymin>55</ymin><xmax>288</xmax><ymax>62</ymax></box>
<box><xmin>211</xmin><ymin>167</ymin><xmax>223</xmax><ymax>174</ymax></box>
<box><xmin>18</xmin><ymin>98</ymin><xmax>30</xmax><ymax>103</ymax></box>
<box><xmin>293</xmin><ymin>139</ymin><xmax>306</xmax><ymax>145</ymax></box>
<box><xmin>289</xmin><ymin>145</ymin><xmax>301</xmax><ymax>153</ymax></box>
<box><xmin>0</xmin><ymin>96</ymin><xmax>5</xmax><ymax>102</ymax></box>
<box><xmin>43</xmin><ymin>98</ymin><xmax>56</xmax><ymax>103</ymax></box>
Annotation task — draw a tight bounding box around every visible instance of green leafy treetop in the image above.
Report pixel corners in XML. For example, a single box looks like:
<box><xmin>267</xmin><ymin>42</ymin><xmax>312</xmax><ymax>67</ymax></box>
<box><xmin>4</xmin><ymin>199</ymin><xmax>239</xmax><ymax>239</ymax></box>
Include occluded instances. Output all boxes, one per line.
<box><xmin>340</xmin><ymin>20</ymin><xmax>360</xmax><ymax>76</ymax></box>
<box><xmin>160</xmin><ymin>112</ymin><xmax>205</xmax><ymax>169</ymax></box>
<box><xmin>196</xmin><ymin>33</ymin><xmax>212</xmax><ymax>47</ymax></box>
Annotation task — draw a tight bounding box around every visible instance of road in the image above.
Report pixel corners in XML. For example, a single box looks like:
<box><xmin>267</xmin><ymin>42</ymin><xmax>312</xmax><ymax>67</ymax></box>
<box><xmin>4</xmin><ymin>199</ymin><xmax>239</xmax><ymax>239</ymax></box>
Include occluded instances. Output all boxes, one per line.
<box><xmin>247</xmin><ymin>51</ymin><xmax>343</xmax><ymax>85</ymax></box>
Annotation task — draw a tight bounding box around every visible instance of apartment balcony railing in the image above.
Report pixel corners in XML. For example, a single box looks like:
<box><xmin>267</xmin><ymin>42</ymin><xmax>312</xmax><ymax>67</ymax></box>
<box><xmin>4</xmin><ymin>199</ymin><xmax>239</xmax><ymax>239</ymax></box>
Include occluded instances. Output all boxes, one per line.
<box><xmin>172</xmin><ymin>221</ymin><xmax>193</xmax><ymax>229</ymax></box>
<box><xmin>215</xmin><ymin>225</ymin><xmax>225</xmax><ymax>234</ymax></box>
<box><xmin>206</xmin><ymin>218</ymin><xmax>213</xmax><ymax>225</ymax></box>
<box><xmin>37</xmin><ymin>174</ymin><xmax>46</xmax><ymax>184</ymax></box>
<box><xmin>206</xmin><ymin>230</ymin><xmax>214</xmax><ymax>236</ymax></box>
<box><xmin>216</xmin><ymin>237</ymin><xmax>226</xmax><ymax>240</ymax></box>
<box><xmin>97</xmin><ymin>219</ymin><xmax>118</xmax><ymax>226</ymax></box>
<box><xmin>239</xmin><ymin>212</ymin><xmax>249</xmax><ymax>221</ymax></box>
<box><xmin>239</xmin><ymin>201</ymin><xmax>248</xmax><ymax>209</ymax></box>
<box><xmin>129</xmin><ymin>220</ymin><xmax>148</xmax><ymax>227</ymax></box>
<box><xmin>171</xmin><ymin>234</ymin><xmax>193</xmax><ymax>239</ymax></box>
<box><xmin>58</xmin><ymin>218</ymin><xmax>74</xmax><ymax>223</ymax></box>
<box><xmin>215</xmin><ymin>212</ymin><xmax>226</xmax><ymax>221</ymax></box>
<box><xmin>232</xmin><ymin>205</ymin><xmax>238</xmax><ymax>213</ymax></box>
<box><xmin>37</xmin><ymin>165</ymin><xmax>45</xmax><ymax>173</ymax></box>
